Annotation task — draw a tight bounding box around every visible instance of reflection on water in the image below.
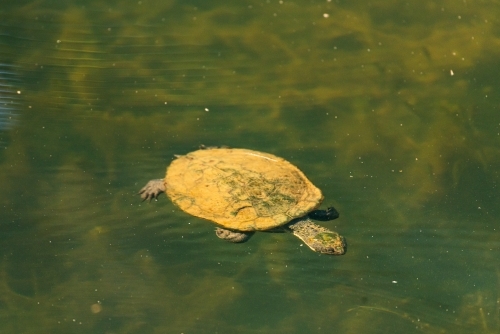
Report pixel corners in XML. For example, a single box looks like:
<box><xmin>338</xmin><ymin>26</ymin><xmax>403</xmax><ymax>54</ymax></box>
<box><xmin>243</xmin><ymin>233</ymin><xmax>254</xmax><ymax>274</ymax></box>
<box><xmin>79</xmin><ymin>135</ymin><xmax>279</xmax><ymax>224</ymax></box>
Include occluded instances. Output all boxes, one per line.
<box><xmin>0</xmin><ymin>64</ymin><xmax>20</xmax><ymax>132</ymax></box>
<box><xmin>0</xmin><ymin>0</ymin><xmax>499</xmax><ymax>333</ymax></box>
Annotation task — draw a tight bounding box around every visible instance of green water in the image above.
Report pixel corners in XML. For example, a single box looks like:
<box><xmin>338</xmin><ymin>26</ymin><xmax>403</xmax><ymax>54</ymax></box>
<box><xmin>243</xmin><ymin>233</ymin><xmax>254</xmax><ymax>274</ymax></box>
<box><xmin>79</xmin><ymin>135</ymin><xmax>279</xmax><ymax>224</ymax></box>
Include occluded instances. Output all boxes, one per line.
<box><xmin>1</xmin><ymin>0</ymin><xmax>499</xmax><ymax>333</ymax></box>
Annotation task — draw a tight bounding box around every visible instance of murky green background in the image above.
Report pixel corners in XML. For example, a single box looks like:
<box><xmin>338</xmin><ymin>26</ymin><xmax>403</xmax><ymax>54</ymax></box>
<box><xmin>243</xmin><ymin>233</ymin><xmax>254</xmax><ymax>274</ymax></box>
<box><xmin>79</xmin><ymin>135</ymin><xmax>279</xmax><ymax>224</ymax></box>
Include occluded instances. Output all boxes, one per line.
<box><xmin>1</xmin><ymin>0</ymin><xmax>499</xmax><ymax>333</ymax></box>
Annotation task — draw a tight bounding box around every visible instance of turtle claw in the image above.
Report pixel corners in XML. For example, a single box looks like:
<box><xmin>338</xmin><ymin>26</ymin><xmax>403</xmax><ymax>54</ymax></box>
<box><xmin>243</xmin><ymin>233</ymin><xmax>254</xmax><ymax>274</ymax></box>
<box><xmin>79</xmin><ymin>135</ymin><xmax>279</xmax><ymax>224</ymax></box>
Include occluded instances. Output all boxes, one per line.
<box><xmin>138</xmin><ymin>179</ymin><xmax>166</xmax><ymax>201</ymax></box>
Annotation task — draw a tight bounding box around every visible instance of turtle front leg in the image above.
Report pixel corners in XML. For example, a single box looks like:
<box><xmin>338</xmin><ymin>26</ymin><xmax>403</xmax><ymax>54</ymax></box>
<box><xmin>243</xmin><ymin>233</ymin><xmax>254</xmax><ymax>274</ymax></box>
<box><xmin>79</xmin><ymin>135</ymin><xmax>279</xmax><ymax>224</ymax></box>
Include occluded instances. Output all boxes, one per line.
<box><xmin>138</xmin><ymin>179</ymin><xmax>166</xmax><ymax>201</ymax></box>
<box><xmin>308</xmin><ymin>206</ymin><xmax>339</xmax><ymax>221</ymax></box>
<box><xmin>215</xmin><ymin>228</ymin><xmax>254</xmax><ymax>243</ymax></box>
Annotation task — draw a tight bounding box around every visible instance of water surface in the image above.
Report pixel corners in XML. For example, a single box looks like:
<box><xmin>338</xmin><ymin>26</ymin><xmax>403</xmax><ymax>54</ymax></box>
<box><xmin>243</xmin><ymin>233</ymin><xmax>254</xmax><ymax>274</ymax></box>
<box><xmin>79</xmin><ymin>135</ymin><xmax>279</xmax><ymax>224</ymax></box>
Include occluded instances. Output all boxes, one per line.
<box><xmin>0</xmin><ymin>1</ymin><xmax>499</xmax><ymax>333</ymax></box>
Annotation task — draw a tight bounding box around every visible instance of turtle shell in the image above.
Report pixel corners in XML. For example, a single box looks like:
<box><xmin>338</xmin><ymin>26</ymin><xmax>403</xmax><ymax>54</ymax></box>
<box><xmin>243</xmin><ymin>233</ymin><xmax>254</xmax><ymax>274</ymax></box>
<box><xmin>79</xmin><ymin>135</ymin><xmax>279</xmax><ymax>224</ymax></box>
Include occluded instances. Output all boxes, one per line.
<box><xmin>165</xmin><ymin>148</ymin><xmax>323</xmax><ymax>231</ymax></box>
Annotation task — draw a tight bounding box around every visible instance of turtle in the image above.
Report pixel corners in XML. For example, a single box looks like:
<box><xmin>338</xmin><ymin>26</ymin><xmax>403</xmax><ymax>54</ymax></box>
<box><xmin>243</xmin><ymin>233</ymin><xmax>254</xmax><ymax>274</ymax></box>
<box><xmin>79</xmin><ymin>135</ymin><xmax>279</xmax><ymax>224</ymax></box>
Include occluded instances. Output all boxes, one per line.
<box><xmin>139</xmin><ymin>147</ymin><xmax>346</xmax><ymax>255</ymax></box>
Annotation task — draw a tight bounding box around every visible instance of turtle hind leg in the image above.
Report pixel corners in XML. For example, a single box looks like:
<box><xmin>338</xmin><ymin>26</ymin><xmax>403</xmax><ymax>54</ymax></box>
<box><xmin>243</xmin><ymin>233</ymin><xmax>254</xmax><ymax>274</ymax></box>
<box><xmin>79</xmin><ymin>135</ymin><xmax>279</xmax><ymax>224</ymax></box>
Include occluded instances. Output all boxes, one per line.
<box><xmin>138</xmin><ymin>179</ymin><xmax>166</xmax><ymax>201</ymax></box>
<box><xmin>215</xmin><ymin>228</ymin><xmax>254</xmax><ymax>243</ymax></box>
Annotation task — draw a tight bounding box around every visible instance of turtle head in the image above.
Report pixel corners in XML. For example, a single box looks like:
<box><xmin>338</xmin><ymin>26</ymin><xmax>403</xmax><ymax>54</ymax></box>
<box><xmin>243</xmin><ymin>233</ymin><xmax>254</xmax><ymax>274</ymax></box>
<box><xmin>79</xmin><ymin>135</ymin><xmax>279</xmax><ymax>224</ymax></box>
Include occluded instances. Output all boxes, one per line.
<box><xmin>287</xmin><ymin>219</ymin><xmax>346</xmax><ymax>255</ymax></box>
<box><xmin>312</xmin><ymin>232</ymin><xmax>346</xmax><ymax>255</ymax></box>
